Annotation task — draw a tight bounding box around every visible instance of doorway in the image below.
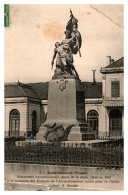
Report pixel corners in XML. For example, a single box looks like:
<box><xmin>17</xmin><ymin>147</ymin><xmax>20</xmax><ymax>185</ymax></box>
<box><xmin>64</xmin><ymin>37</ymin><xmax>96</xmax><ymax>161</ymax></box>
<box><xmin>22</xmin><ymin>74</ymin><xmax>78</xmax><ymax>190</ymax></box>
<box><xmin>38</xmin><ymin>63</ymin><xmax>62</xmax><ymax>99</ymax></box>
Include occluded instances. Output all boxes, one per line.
<box><xmin>109</xmin><ymin>109</ymin><xmax>122</xmax><ymax>137</ymax></box>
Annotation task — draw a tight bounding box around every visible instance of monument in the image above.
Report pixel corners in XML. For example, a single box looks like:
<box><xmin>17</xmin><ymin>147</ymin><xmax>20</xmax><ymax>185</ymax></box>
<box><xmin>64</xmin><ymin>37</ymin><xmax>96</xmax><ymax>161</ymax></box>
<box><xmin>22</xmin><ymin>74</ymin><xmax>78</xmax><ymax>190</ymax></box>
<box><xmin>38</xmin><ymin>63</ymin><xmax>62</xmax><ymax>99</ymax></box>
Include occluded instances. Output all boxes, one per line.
<box><xmin>37</xmin><ymin>10</ymin><xmax>95</xmax><ymax>141</ymax></box>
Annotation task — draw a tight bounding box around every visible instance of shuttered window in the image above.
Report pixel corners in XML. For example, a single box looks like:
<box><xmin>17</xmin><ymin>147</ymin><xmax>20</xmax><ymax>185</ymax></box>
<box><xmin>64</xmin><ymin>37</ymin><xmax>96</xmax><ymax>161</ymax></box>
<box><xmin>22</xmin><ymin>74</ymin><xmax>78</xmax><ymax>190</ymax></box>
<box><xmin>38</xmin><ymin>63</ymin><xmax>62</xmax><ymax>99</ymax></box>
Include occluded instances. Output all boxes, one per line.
<box><xmin>111</xmin><ymin>81</ymin><xmax>120</xmax><ymax>98</ymax></box>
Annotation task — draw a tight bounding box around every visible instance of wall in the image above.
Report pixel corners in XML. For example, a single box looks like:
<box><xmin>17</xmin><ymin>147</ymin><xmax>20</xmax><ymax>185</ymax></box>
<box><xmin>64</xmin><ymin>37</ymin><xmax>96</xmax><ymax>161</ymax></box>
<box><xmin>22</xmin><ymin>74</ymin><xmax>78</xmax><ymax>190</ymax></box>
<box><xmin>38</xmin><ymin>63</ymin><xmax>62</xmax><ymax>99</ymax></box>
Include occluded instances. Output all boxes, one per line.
<box><xmin>104</xmin><ymin>73</ymin><xmax>124</xmax><ymax>100</ymax></box>
<box><xmin>106</xmin><ymin>107</ymin><xmax>124</xmax><ymax>137</ymax></box>
<box><xmin>101</xmin><ymin>72</ymin><xmax>124</xmax><ymax>137</ymax></box>
<box><xmin>28</xmin><ymin>101</ymin><xmax>41</xmax><ymax>134</ymax></box>
<box><xmin>4</xmin><ymin>98</ymin><xmax>28</xmax><ymax>137</ymax></box>
<box><xmin>85</xmin><ymin>101</ymin><xmax>107</xmax><ymax>137</ymax></box>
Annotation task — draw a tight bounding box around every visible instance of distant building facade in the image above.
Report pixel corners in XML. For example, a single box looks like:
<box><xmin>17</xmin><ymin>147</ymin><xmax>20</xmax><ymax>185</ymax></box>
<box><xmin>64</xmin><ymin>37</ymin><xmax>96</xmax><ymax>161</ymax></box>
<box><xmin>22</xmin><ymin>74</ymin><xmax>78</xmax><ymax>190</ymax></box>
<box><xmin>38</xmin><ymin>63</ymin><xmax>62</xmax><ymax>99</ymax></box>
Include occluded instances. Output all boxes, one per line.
<box><xmin>4</xmin><ymin>57</ymin><xmax>124</xmax><ymax>138</ymax></box>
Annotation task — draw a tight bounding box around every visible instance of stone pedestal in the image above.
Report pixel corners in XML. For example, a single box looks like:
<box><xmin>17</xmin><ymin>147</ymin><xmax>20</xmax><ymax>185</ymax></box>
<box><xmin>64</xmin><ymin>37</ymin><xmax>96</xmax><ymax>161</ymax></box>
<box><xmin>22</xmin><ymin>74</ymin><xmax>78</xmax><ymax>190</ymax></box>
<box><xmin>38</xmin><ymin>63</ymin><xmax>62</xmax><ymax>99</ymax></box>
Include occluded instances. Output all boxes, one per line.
<box><xmin>37</xmin><ymin>76</ymin><xmax>95</xmax><ymax>141</ymax></box>
<box><xmin>47</xmin><ymin>77</ymin><xmax>85</xmax><ymax>125</ymax></box>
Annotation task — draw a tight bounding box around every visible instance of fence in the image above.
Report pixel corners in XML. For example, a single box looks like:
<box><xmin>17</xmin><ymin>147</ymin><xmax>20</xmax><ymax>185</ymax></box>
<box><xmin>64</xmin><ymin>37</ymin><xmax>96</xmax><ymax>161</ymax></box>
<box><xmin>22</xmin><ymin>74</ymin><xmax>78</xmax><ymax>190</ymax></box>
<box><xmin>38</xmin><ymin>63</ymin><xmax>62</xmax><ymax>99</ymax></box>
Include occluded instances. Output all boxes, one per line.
<box><xmin>5</xmin><ymin>138</ymin><xmax>123</xmax><ymax>168</ymax></box>
<box><xmin>97</xmin><ymin>136</ymin><xmax>124</xmax><ymax>140</ymax></box>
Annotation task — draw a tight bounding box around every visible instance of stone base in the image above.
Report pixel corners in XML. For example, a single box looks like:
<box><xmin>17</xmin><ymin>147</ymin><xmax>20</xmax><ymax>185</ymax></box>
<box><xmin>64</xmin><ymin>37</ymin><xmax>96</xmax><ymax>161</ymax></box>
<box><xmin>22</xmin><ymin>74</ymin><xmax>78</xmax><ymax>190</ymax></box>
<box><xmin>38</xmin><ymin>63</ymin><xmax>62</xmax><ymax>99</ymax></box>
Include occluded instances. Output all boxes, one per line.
<box><xmin>37</xmin><ymin>77</ymin><xmax>95</xmax><ymax>141</ymax></box>
<box><xmin>68</xmin><ymin>126</ymin><xmax>82</xmax><ymax>141</ymax></box>
<box><xmin>36</xmin><ymin>125</ymin><xmax>47</xmax><ymax>141</ymax></box>
<box><xmin>46</xmin><ymin>77</ymin><xmax>85</xmax><ymax>125</ymax></box>
<box><xmin>68</xmin><ymin>126</ymin><xmax>95</xmax><ymax>141</ymax></box>
<box><xmin>36</xmin><ymin>122</ymin><xmax>95</xmax><ymax>141</ymax></box>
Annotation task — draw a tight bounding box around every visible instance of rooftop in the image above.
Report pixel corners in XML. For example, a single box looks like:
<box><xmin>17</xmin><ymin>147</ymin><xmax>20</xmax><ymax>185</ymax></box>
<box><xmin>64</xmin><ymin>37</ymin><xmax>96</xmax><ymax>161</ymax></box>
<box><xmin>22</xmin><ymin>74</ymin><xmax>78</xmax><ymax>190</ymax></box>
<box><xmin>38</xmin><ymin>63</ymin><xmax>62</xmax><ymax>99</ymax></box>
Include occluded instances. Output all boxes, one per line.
<box><xmin>105</xmin><ymin>57</ymin><xmax>124</xmax><ymax>68</ymax></box>
<box><xmin>4</xmin><ymin>82</ymin><xmax>40</xmax><ymax>99</ymax></box>
<box><xmin>100</xmin><ymin>57</ymin><xmax>124</xmax><ymax>74</ymax></box>
<box><xmin>5</xmin><ymin>81</ymin><xmax>102</xmax><ymax>100</ymax></box>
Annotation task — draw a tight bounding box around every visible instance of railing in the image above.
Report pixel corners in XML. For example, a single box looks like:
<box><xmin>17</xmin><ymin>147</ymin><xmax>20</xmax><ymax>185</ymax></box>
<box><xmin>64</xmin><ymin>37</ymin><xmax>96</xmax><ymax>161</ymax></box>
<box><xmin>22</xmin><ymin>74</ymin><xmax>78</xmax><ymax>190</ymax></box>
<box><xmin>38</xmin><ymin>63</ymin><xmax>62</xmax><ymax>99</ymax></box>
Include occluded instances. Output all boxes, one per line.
<box><xmin>97</xmin><ymin>136</ymin><xmax>124</xmax><ymax>140</ymax></box>
<box><xmin>5</xmin><ymin>139</ymin><xmax>124</xmax><ymax>168</ymax></box>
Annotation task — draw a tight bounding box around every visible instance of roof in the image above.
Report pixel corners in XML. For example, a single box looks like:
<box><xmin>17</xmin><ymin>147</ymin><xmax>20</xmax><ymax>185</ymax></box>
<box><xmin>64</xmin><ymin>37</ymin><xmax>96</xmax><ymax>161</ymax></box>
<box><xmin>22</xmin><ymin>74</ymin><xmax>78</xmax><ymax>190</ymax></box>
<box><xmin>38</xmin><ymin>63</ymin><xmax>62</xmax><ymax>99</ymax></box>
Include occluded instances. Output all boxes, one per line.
<box><xmin>30</xmin><ymin>82</ymin><xmax>102</xmax><ymax>99</ymax></box>
<box><xmin>100</xmin><ymin>57</ymin><xmax>124</xmax><ymax>74</ymax></box>
<box><xmin>5</xmin><ymin>81</ymin><xmax>102</xmax><ymax>99</ymax></box>
<box><xmin>83</xmin><ymin>82</ymin><xmax>102</xmax><ymax>98</ymax></box>
<box><xmin>105</xmin><ymin>57</ymin><xmax>124</xmax><ymax>68</ymax></box>
<box><xmin>30</xmin><ymin>82</ymin><xmax>49</xmax><ymax>100</ymax></box>
<box><xmin>4</xmin><ymin>82</ymin><xmax>40</xmax><ymax>99</ymax></box>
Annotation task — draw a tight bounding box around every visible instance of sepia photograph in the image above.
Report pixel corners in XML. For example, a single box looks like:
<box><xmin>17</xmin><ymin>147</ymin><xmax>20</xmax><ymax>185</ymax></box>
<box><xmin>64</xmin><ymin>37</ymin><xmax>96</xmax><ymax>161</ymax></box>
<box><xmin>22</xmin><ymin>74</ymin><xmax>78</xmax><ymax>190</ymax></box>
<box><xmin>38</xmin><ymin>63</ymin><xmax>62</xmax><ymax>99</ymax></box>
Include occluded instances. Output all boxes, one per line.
<box><xmin>4</xmin><ymin>3</ymin><xmax>124</xmax><ymax>191</ymax></box>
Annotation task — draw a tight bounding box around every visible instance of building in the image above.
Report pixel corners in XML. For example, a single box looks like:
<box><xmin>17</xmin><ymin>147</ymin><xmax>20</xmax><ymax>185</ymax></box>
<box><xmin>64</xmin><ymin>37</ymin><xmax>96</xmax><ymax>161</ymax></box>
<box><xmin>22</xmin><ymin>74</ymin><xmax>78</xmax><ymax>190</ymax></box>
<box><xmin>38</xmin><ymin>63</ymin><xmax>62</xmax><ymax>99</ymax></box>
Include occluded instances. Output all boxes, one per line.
<box><xmin>4</xmin><ymin>57</ymin><xmax>124</xmax><ymax>138</ymax></box>
<box><xmin>86</xmin><ymin>57</ymin><xmax>124</xmax><ymax>137</ymax></box>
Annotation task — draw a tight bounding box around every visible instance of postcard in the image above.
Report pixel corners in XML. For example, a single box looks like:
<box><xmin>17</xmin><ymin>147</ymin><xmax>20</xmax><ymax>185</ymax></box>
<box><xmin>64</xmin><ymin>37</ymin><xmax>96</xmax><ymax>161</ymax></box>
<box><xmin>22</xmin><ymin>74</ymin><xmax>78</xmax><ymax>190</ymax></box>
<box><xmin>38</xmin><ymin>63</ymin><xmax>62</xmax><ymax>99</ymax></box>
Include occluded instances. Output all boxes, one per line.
<box><xmin>4</xmin><ymin>4</ymin><xmax>124</xmax><ymax>191</ymax></box>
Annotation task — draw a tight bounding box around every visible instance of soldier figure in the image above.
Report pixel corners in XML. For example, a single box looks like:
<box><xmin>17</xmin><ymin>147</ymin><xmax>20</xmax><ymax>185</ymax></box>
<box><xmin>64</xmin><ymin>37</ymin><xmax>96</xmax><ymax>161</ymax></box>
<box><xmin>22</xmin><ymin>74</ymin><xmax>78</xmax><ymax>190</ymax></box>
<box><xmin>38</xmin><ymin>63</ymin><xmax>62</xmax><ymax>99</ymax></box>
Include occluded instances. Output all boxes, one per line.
<box><xmin>51</xmin><ymin>10</ymin><xmax>81</xmax><ymax>78</ymax></box>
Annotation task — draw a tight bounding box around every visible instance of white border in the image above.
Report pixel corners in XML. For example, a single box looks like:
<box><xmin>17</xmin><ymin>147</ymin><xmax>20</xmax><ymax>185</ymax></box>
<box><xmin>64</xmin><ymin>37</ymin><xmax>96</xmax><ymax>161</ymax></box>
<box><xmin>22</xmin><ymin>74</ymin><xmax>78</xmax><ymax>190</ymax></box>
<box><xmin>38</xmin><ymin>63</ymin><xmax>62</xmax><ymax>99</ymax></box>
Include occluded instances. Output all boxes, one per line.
<box><xmin>0</xmin><ymin>0</ymin><xmax>128</xmax><ymax>194</ymax></box>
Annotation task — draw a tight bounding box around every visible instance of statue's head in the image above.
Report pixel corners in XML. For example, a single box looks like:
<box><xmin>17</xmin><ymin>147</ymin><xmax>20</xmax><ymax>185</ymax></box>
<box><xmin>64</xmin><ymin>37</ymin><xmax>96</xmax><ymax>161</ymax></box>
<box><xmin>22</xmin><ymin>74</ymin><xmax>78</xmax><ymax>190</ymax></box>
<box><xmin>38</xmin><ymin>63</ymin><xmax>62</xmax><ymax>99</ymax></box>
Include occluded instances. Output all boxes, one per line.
<box><xmin>64</xmin><ymin>30</ymin><xmax>72</xmax><ymax>38</ymax></box>
<box><xmin>55</xmin><ymin>42</ymin><xmax>60</xmax><ymax>48</ymax></box>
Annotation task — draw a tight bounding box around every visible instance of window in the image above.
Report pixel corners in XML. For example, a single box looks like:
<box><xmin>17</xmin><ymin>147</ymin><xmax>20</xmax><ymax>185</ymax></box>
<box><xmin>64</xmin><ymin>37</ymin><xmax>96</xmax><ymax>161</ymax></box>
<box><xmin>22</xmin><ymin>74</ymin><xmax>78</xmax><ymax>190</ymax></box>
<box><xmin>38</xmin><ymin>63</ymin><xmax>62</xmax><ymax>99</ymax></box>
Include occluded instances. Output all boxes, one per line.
<box><xmin>9</xmin><ymin>109</ymin><xmax>20</xmax><ymax>137</ymax></box>
<box><xmin>111</xmin><ymin>81</ymin><xmax>120</xmax><ymax>98</ymax></box>
<box><xmin>87</xmin><ymin>110</ymin><xmax>99</xmax><ymax>132</ymax></box>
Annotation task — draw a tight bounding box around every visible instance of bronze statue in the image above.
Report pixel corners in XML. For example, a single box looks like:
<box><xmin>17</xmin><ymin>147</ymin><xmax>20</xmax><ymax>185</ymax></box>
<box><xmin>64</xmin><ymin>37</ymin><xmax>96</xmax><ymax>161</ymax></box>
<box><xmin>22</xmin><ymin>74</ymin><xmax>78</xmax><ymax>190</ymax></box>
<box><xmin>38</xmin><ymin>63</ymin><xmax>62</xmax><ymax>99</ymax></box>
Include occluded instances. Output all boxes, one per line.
<box><xmin>51</xmin><ymin>10</ymin><xmax>82</xmax><ymax>78</ymax></box>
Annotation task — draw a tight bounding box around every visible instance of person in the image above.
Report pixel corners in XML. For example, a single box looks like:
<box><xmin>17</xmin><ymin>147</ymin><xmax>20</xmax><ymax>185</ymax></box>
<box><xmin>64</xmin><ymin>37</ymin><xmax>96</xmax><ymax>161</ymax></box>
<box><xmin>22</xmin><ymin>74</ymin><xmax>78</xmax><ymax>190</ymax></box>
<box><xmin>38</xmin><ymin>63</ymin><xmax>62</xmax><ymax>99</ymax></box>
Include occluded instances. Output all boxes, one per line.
<box><xmin>61</xmin><ymin>30</ymin><xmax>74</xmax><ymax>46</ymax></box>
<box><xmin>51</xmin><ymin>41</ymin><xmax>73</xmax><ymax>75</ymax></box>
<box><xmin>51</xmin><ymin>42</ymin><xmax>64</xmax><ymax>71</ymax></box>
<box><xmin>60</xmin><ymin>30</ymin><xmax>80</xmax><ymax>77</ymax></box>
<box><xmin>51</xmin><ymin>21</ymin><xmax>81</xmax><ymax>77</ymax></box>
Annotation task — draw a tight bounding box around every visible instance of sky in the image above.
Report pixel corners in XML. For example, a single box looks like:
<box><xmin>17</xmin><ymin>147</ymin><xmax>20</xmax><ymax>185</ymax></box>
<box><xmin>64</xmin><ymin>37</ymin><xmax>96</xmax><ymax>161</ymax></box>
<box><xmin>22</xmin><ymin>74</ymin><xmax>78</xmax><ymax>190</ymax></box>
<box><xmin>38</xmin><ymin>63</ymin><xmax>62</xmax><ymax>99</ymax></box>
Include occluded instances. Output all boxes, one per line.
<box><xmin>4</xmin><ymin>4</ymin><xmax>124</xmax><ymax>83</ymax></box>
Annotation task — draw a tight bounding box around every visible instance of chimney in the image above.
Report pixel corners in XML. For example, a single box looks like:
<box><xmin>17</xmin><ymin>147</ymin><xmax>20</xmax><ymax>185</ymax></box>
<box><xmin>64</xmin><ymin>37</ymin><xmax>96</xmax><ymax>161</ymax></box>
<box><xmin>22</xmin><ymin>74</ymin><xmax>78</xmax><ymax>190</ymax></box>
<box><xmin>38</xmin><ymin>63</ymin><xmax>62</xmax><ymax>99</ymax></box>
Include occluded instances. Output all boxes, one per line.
<box><xmin>92</xmin><ymin>70</ymin><xmax>96</xmax><ymax>84</ymax></box>
<box><xmin>111</xmin><ymin>59</ymin><xmax>115</xmax><ymax>64</ymax></box>
<box><xmin>106</xmin><ymin>56</ymin><xmax>111</xmax><ymax>65</ymax></box>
